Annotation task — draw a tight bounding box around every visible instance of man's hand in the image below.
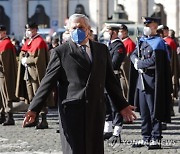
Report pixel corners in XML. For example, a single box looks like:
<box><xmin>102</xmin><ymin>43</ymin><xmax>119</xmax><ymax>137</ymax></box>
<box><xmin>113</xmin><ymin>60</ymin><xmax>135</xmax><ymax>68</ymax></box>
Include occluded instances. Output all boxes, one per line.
<box><xmin>22</xmin><ymin>110</ymin><xmax>37</xmax><ymax>127</ymax></box>
<box><xmin>120</xmin><ymin>105</ymin><xmax>137</xmax><ymax>122</ymax></box>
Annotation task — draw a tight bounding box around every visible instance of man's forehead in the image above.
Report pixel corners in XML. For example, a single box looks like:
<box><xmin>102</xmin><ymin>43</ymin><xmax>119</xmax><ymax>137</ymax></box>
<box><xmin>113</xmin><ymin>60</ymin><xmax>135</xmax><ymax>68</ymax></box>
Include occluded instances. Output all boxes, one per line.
<box><xmin>119</xmin><ymin>29</ymin><xmax>125</xmax><ymax>32</ymax></box>
<box><xmin>71</xmin><ymin>18</ymin><xmax>84</xmax><ymax>24</ymax></box>
<box><xmin>70</xmin><ymin>20</ymin><xmax>86</xmax><ymax>27</ymax></box>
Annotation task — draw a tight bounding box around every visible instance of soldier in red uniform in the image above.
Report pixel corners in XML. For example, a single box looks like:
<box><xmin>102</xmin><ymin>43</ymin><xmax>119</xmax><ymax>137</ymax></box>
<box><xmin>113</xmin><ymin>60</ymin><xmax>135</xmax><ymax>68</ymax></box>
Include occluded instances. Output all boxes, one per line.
<box><xmin>119</xmin><ymin>24</ymin><xmax>136</xmax><ymax>99</ymax></box>
<box><xmin>160</xmin><ymin>25</ymin><xmax>179</xmax><ymax>115</ymax></box>
<box><xmin>16</xmin><ymin>22</ymin><xmax>51</xmax><ymax>129</ymax></box>
<box><xmin>119</xmin><ymin>24</ymin><xmax>136</xmax><ymax>56</ymax></box>
<box><xmin>0</xmin><ymin>25</ymin><xmax>17</xmax><ymax>126</ymax></box>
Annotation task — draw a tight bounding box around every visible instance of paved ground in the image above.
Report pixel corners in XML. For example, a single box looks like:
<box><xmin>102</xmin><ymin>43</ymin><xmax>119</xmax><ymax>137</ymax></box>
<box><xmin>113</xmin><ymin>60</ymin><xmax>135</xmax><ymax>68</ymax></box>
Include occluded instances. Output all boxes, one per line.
<box><xmin>0</xmin><ymin>102</ymin><xmax>180</xmax><ymax>154</ymax></box>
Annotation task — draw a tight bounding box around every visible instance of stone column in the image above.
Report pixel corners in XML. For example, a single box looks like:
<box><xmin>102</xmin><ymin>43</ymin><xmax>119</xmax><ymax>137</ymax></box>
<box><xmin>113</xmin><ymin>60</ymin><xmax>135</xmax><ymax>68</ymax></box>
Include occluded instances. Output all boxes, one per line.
<box><xmin>176</xmin><ymin>0</ymin><xmax>179</xmax><ymax>36</ymax></box>
<box><xmin>89</xmin><ymin>0</ymin><xmax>108</xmax><ymax>34</ymax></box>
<box><xmin>164</xmin><ymin>0</ymin><xmax>177</xmax><ymax>33</ymax></box>
<box><xmin>11</xmin><ymin>0</ymin><xmax>27</xmax><ymax>40</ymax></box>
<box><xmin>51</xmin><ymin>0</ymin><xmax>60</xmax><ymax>30</ymax></box>
<box><xmin>58</xmin><ymin>0</ymin><xmax>69</xmax><ymax>28</ymax></box>
<box><xmin>121</xmin><ymin>0</ymin><xmax>140</xmax><ymax>23</ymax></box>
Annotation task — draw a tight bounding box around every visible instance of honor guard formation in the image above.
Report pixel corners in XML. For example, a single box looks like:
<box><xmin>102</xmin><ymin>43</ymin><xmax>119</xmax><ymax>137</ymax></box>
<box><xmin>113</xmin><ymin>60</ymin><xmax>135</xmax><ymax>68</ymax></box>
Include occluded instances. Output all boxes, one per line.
<box><xmin>0</xmin><ymin>5</ymin><xmax>179</xmax><ymax>154</ymax></box>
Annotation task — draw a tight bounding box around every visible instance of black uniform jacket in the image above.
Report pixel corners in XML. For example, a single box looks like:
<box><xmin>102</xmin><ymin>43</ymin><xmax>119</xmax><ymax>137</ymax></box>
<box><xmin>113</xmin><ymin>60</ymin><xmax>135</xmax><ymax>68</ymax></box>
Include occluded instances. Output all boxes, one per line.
<box><xmin>28</xmin><ymin>39</ymin><xmax>128</xmax><ymax>154</ymax></box>
<box><xmin>129</xmin><ymin>36</ymin><xmax>172</xmax><ymax>123</ymax></box>
<box><xmin>108</xmin><ymin>38</ymin><xmax>126</xmax><ymax>70</ymax></box>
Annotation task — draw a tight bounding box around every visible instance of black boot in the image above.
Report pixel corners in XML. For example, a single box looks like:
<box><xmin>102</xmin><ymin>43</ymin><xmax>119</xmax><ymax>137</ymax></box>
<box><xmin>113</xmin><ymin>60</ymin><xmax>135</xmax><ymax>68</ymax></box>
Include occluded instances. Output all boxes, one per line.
<box><xmin>108</xmin><ymin>134</ymin><xmax>122</xmax><ymax>147</ymax></box>
<box><xmin>0</xmin><ymin>113</ymin><xmax>6</xmax><ymax>124</ymax></box>
<box><xmin>2</xmin><ymin>113</ymin><xmax>15</xmax><ymax>126</ymax></box>
<box><xmin>36</xmin><ymin>113</ymin><xmax>48</xmax><ymax>129</ymax></box>
<box><xmin>148</xmin><ymin>139</ymin><xmax>161</xmax><ymax>150</ymax></box>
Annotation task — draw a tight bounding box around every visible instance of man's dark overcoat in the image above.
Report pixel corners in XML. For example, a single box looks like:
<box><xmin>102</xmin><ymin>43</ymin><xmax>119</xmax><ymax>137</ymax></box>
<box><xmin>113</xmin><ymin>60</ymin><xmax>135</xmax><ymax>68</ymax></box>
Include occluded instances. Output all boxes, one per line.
<box><xmin>28</xmin><ymin>39</ymin><xmax>128</xmax><ymax>154</ymax></box>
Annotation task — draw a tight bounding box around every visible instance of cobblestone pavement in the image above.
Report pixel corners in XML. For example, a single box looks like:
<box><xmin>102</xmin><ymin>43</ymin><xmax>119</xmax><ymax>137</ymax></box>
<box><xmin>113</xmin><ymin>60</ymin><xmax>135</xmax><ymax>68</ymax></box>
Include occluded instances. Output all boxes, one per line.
<box><xmin>0</xmin><ymin>104</ymin><xmax>180</xmax><ymax>154</ymax></box>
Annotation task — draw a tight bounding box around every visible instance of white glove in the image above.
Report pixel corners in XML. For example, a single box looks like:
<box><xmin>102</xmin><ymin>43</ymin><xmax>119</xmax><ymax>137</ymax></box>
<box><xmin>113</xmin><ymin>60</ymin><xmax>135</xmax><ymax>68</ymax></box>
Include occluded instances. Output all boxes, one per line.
<box><xmin>134</xmin><ymin>58</ymin><xmax>139</xmax><ymax>70</ymax></box>
<box><xmin>138</xmin><ymin>69</ymin><xmax>144</xmax><ymax>73</ymax></box>
<box><xmin>21</xmin><ymin>57</ymin><xmax>27</xmax><ymax>66</ymax></box>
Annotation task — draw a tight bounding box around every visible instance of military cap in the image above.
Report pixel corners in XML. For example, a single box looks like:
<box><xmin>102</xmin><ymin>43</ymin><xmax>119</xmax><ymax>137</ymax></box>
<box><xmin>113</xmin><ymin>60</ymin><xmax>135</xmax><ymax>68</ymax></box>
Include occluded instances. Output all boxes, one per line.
<box><xmin>25</xmin><ymin>22</ymin><xmax>38</xmax><ymax>29</ymax></box>
<box><xmin>106</xmin><ymin>24</ymin><xmax>120</xmax><ymax>31</ymax></box>
<box><xmin>157</xmin><ymin>25</ymin><xmax>169</xmax><ymax>30</ymax></box>
<box><xmin>0</xmin><ymin>25</ymin><xmax>6</xmax><ymax>31</ymax></box>
<box><xmin>119</xmin><ymin>24</ymin><xmax>128</xmax><ymax>31</ymax></box>
<box><xmin>142</xmin><ymin>17</ymin><xmax>159</xmax><ymax>25</ymax></box>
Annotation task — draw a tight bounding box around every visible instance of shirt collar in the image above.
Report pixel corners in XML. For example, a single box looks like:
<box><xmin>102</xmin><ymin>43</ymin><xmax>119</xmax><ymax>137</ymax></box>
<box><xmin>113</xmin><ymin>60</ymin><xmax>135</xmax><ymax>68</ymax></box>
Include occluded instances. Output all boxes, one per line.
<box><xmin>77</xmin><ymin>40</ymin><xmax>90</xmax><ymax>48</ymax></box>
<box><xmin>110</xmin><ymin>38</ymin><xmax>120</xmax><ymax>44</ymax></box>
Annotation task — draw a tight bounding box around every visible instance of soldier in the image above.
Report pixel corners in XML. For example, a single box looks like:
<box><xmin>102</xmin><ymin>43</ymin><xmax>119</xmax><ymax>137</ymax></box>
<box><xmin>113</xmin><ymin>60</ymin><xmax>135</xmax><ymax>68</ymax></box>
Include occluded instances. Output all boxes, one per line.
<box><xmin>119</xmin><ymin>24</ymin><xmax>136</xmax><ymax>99</ymax></box>
<box><xmin>0</xmin><ymin>25</ymin><xmax>17</xmax><ymax>126</ymax></box>
<box><xmin>129</xmin><ymin>17</ymin><xmax>172</xmax><ymax>149</ymax></box>
<box><xmin>103</xmin><ymin>24</ymin><xmax>126</xmax><ymax>146</ymax></box>
<box><xmin>160</xmin><ymin>26</ymin><xmax>179</xmax><ymax>101</ymax></box>
<box><xmin>16</xmin><ymin>22</ymin><xmax>50</xmax><ymax>129</ymax></box>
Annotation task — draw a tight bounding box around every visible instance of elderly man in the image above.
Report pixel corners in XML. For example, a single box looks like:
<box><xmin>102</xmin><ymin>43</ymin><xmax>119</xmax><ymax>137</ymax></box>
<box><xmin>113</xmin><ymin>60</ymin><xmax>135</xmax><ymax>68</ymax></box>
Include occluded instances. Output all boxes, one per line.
<box><xmin>22</xmin><ymin>14</ymin><xmax>136</xmax><ymax>154</ymax></box>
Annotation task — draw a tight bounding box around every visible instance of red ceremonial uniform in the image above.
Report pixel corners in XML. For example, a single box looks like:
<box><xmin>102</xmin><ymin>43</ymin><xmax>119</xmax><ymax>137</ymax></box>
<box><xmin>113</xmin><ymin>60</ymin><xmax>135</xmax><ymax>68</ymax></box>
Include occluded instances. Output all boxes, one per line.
<box><xmin>122</xmin><ymin>37</ymin><xmax>136</xmax><ymax>55</ymax></box>
<box><xmin>164</xmin><ymin>36</ymin><xmax>177</xmax><ymax>51</ymax></box>
<box><xmin>0</xmin><ymin>37</ymin><xmax>17</xmax><ymax>113</ymax></box>
<box><xmin>16</xmin><ymin>34</ymin><xmax>49</xmax><ymax>104</ymax></box>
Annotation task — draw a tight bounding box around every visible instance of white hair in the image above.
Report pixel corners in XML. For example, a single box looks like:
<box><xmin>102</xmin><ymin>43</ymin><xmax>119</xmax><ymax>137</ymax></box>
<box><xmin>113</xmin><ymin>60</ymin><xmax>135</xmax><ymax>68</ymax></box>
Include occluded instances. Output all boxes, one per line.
<box><xmin>67</xmin><ymin>14</ymin><xmax>90</xmax><ymax>29</ymax></box>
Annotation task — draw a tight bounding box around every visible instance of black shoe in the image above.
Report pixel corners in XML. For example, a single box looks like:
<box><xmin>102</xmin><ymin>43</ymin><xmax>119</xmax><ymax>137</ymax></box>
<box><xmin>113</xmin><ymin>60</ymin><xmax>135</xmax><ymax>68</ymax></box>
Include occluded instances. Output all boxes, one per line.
<box><xmin>104</xmin><ymin>132</ymin><xmax>113</xmax><ymax>140</ymax></box>
<box><xmin>132</xmin><ymin>140</ymin><xmax>149</xmax><ymax>148</ymax></box>
<box><xmin>0</xmin><ymin>113</ymin><xmax>6</xmax><ymax>124</ymax></box>
<box><xmin>107</xmin><ymin>134</ymin><xmax>121</xmax><ymax>147</ymax></box>
<box><xmin>2</xmin><ymin>119</ymin><xmax>15</xmax><ymax>126</ymax></box>
<box><xmin>35</xmin><ymin>121</ymin><xmax>48</xmax><ymax>129</ymax></box>
<box><xmin>2</xmin><ymin>113</ymin><xmax>15</xmax><ymax>126</ymax></box>
<box><xmin>148</xmin><ymin>140</ymin><xmax>161</xmax><ymax>150</ymax></box>
<box><xmin>170</xmin><ymin>110</ymin><xmax>175</xmax><ymax>116</ymax></box>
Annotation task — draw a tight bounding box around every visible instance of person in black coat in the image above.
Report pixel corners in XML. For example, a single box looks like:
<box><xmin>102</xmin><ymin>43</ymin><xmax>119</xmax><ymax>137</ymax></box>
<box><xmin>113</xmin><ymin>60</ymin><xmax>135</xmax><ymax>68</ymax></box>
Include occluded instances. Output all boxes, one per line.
<box><xmin>129</xmin><ymin>17</ymin><xmax>172</xmax><ymax>149</ymax></box>
<box><xmin>22</xmin><ymin>14</ymin><xmax>136</xmax><ymax>154</ymax></box>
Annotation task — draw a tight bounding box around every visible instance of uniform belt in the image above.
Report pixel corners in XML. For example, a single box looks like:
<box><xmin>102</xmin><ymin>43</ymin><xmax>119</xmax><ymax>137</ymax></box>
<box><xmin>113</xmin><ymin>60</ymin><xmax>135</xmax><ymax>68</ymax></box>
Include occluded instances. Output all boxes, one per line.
<box><xmin>114</xmin><ymin>70</ymin><xmax>119</xmax><ymax>74</ymax></box>
<box><xmin>147</xmin><ymin>66</ymin><xmax>155</xmax><ymax>69</ymax></box>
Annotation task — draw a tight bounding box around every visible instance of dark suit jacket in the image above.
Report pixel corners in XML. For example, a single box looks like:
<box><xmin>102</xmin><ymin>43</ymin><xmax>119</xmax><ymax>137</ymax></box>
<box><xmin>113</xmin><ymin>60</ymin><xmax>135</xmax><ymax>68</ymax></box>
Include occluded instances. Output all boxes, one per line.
<box><xmin>28</xmin><ymin>39</ymin><xmax>128</xmax><ymax>154</ymax></box>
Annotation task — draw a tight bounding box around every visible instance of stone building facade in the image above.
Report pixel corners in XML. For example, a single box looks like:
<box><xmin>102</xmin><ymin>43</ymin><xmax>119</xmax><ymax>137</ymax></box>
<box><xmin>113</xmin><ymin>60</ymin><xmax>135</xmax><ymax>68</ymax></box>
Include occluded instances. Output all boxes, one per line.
<box><xmin>0</xmin><ymin>0</ymin><xmax>179</xmax><ymax>40</ymax></box>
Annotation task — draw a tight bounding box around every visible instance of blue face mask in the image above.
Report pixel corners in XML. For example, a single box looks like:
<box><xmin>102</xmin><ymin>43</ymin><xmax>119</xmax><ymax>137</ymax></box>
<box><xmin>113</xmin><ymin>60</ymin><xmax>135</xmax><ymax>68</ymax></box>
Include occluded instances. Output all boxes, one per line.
<box><xmin>71</xmin><ymin>28</ymin><xmax>86</xmax><ymax>44</ymax></box>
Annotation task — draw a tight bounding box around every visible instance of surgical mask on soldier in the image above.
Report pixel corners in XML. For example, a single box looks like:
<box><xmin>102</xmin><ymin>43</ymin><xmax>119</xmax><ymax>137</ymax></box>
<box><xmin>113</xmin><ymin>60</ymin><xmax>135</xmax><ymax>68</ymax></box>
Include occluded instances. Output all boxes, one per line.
<box><xmin>143</xmin><ymin>27</ymin><xmax>151</xmax><ymax>36</ymax></box>
<box><xmin>26</xmin><ymin>31</ymin><xmax>32</xmax><ymax>38</ymax></box>
<box><xmin>118</xmin><ymin>32</ymin><xmax>123</xmax><ymax>39</ymax></box>
<box><xmin>71</xmin><ymin>28</ymin><xmax>86</xmax><ymax>44</ymax></box>
<box><xmin>103</xmin><ymin>31</ymin><xmax>111</xmax><ymax>40</ymax></box>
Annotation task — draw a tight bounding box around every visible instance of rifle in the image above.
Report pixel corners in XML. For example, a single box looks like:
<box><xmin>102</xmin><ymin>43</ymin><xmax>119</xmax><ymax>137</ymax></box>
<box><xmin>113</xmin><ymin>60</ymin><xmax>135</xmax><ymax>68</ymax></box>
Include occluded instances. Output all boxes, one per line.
<box><xmin>136</xmin><ymin>28</ymin><xmax>145</xmax><ymax>91</ymax></box>
<box><xmin>24</xmin><ymin>52</ymin><xmax>29</xmax><ymax>81</ymax></box>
